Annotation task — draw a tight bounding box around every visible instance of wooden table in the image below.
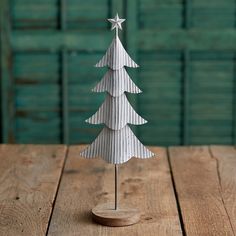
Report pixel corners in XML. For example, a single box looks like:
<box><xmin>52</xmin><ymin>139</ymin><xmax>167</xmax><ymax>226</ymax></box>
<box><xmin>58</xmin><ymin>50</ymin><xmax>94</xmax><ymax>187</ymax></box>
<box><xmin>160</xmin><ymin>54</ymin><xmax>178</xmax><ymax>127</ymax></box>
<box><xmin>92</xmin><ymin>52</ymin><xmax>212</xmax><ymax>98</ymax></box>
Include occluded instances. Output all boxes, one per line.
<box><xmin>0</xmin><ymin>145</ymin><xmax>235</xmax><ymax>236</ymax></box>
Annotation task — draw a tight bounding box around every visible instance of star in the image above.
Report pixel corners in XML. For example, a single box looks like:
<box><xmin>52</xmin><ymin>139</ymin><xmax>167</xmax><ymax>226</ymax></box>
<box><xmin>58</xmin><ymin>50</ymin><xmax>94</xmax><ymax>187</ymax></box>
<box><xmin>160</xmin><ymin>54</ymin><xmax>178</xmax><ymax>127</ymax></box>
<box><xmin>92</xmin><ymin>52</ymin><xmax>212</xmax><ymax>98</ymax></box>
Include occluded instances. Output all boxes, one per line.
<box><xmin>108</xmin><ymin>13</ymin><xmax>125</xmax><ymax>31</ymax></box>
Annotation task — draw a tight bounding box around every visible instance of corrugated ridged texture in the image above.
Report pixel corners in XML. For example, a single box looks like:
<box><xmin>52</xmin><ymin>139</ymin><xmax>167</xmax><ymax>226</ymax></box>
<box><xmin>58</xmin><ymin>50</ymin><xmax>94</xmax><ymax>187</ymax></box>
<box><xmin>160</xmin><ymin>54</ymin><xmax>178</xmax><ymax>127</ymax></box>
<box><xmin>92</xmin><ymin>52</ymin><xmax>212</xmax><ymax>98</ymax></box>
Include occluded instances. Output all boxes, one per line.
<box><xmin>95</xmin><ymin>35</ymin><xmax>139</xmax><ymax>70</ymax></box>
<box><xmin>80</xmin><ymin>20</ymin><xmax>155</xmax><ymax>164</ymax></box>
<box><xmin>86</xmin><ymin>94</ymin><xmax>147</xmax><ymax>130</ymax></box>
<box><xmin>80</xmin><ymin>125</ymin><xmax>154</xmax><ymax>164</ymax></box>
<box><xmin>92</xmin><ymin>68</ymin><xmax>142</xmax><ymax>96</ymax></box>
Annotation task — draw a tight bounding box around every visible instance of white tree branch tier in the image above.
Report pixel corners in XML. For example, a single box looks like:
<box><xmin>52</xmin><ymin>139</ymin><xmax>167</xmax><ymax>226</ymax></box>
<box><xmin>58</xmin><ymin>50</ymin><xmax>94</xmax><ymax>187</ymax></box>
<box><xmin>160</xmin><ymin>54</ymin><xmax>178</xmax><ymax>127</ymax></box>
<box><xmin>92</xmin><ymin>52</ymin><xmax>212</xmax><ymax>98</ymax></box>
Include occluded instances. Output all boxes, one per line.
<box><xmin>95</xmin><ymin>35</ymin><xmax>139</xmax><ymax>70</ymax></box>
<box><xmin>92</xmin><ymin>68</ymin><xmax>142</xmax><ymax>97</ymax></box>
<box><xmin>80</xmin><ymin>14</ymin><xmax>156</xmax><ymax>165</ymax></box>
<box><xmin>80</xmin><ymin>125</ymin><xmax>155</xmax><ymax>164</ymax></box>
<box><xmin>86</xmin><ymin>94</ymin><xmax>147</xmax><ymax>130</ymax></box>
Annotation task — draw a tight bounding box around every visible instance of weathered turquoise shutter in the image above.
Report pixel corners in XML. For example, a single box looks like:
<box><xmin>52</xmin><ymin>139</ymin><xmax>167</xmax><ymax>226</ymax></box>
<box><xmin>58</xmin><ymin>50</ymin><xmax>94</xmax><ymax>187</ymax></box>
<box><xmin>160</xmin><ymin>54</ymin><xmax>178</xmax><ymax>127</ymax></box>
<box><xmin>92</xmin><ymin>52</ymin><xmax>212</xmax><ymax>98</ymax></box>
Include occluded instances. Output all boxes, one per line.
<box><xmin>1</xmin><ymin>0</ymin><xmax>122</xmax><ymax>144</ymax></box>
<box><xmin>1</xmin><ymin>0</ymin><xmax>236</xmax><ymax>145</ymax></box>
<box><xmin>135</xmin><ymin>0</ymin><xmax>236</xmax><ymax>145</ymax></box>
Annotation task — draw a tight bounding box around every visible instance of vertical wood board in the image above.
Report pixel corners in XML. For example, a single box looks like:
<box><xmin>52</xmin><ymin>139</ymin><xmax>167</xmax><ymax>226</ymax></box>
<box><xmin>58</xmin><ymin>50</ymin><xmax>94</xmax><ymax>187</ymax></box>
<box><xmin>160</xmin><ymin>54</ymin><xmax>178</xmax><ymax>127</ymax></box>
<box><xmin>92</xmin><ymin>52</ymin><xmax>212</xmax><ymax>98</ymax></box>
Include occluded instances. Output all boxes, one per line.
<box><xmin>168</xmin><ymin>146</ymin><xmax>234</xmax><ymax>236</ymax></box>
<box><xmin>210</xmin><ymin>145</ymin><xmax>236</xmax><ymax>234</ymax></box>
<box><xmin>48</xmin><ymin>145</ymin><xmax>183</xmax><ymax>236</ymax></box>
<box><xmin>0</xmin><ymin>144</ymin><xmax>67</xmax><ymax>236</ymax></box>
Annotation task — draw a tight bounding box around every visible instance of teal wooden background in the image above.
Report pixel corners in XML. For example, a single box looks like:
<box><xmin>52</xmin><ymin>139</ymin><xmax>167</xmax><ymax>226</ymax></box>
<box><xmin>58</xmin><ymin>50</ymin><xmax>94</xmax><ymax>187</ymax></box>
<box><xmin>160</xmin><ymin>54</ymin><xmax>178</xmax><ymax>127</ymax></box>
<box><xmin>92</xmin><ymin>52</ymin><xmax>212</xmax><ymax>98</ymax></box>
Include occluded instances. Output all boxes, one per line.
<box><xmin>1</xmin><ymin>0</ymin><xmax>236</xmax><ymax>145</ymax></box>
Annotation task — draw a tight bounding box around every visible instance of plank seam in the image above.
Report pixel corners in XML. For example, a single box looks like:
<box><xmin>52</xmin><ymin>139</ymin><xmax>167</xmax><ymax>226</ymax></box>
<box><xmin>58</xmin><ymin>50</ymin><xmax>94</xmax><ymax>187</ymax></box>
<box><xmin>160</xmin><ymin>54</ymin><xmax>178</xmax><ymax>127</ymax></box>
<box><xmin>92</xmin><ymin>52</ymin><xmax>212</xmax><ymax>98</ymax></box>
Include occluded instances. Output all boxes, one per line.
<box><xmin>45</xmin><ymin>146</ymin><xmax>69</xmax><ymax>236</ymax></box>
<box><xmin>167</xmin><ymin>147</ymin><xmax>186</xmax><ymax>236</ymax></box>
<box><xmin>208</xmin><ymin>146</ymin><xmax>235</xmax><ymax>236</ymax></box>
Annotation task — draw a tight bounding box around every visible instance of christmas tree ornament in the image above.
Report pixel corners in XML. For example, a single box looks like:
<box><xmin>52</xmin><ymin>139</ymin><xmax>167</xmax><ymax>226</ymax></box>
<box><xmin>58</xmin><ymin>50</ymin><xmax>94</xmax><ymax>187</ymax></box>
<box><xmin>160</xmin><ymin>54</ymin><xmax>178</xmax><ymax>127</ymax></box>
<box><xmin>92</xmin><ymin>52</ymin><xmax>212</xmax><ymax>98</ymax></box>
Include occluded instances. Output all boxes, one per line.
<box><xmin>80</xmin><ymin>13</ymin><xmax>155</xmax><ymax>227</ymax></box>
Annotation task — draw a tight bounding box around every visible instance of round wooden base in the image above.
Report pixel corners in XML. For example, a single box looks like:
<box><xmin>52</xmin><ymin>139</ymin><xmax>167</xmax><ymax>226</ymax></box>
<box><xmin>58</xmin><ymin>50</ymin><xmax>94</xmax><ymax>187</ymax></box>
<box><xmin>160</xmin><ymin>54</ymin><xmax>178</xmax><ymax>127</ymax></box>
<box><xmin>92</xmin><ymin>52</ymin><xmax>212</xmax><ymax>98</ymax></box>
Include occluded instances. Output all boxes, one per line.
<box><xmin>91</xmin><ymin>203</ymin><xmax>140</xmax><ymax>227</ymax></box>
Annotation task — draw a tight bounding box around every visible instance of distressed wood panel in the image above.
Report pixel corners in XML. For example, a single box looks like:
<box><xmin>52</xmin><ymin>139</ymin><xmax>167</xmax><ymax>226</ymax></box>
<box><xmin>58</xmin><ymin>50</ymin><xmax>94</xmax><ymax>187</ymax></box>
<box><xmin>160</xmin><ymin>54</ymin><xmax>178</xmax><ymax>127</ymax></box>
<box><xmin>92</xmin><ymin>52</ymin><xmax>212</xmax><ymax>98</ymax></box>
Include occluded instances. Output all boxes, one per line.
<box><xmin>139</xmin><ymin>0</ymin><xmax>183</xmax><ymax>29</ymax></box>
<box><xmin>138</xmin><ymin>30</ymin><xmax>236</xmax><ymax>51</ymax></box>
<box><xmin>189</xmin><ymin>52</ymin><xmax>234</xmax><ymax>144</ymax></box>
<box><xmin>169</xmin><ymin>146</ymin><xmax>235</xmax><ymax>236</ymax></box>
<box><xmin>0</xmin><ymin>0</ymin><xmax>14</xmax><ymax>143</ymax></box>
<box><xmin>48</xmin><ymin>145</ymin><xmax>183</xmax><ymax>236</ymax></box>
<box><xmin>8</xmin><ymin>0</ymin><xmax>117</xmax><ymax>144</ymax></box>
<box><xmin>138</xmin><ymin>51</ymin><xmax>182</xmax><ymax>146</ymax></box>
<box><xmin>0</xmin><ymin>144</ymin><xmax>67</xmax><ymax>235</ymax></box>
<box><xmin>1</xmin><ymin>0</ymin><xmax>236</xmax><ymax>145</ymax></box>
<box><xmin>66</xmin><ymin>0</ymin><xmax>109</xmax><ymax>30</ymax></box>
<box><xmin>12</xmin><ymin>0</ymin><xmax>58</xmax><ymax>29</ymax></box>
<box><xmin>12</xmin><ymin>0</ymin><xmax>110</xmax><ymax>30</ymax></box>
<box><xmin>191</xmin><ymin>0</ymin><xmax>235</xmax><ymax>28</ymax></box>
<box><xmin>67</xmin><ymin>52</ymin><xmax>106</xmax><ymax>143</ymax></box>
<box><xmin>13</xmin><ymin>52</ymin><xmax>61</xmax><ymax>143</ymax></box>
<box><xmin>12</xmin><ymin>32</ymin><xmax>112</xmax><ymax>51</ymax></box>
<box><xmin>209</xmin><ymin>146</ymin><xmax>236</xmax><ymax>234</ymax></box>
<box><xmin>136</xmin><ymin>0</ymin><xmax>236</xmax><ymax>146</ymax></box>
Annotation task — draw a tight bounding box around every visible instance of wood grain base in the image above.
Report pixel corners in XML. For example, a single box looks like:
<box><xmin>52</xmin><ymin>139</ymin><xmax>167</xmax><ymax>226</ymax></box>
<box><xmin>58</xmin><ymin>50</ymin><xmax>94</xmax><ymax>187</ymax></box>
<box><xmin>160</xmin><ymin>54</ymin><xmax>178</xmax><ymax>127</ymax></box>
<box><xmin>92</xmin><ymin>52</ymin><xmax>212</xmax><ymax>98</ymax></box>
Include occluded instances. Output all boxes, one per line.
<box><xmin>91</xmin><ymin>202</ymin><xmax>140</xmax><ymax>227</ymax></box>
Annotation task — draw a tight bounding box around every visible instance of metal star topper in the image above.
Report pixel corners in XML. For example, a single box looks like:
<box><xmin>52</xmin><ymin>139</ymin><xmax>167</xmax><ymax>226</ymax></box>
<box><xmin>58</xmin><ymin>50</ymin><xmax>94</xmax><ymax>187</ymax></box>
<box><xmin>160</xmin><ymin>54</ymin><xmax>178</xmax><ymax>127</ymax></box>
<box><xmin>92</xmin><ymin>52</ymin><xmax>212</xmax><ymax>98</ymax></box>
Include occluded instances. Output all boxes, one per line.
<box><xmin>108</xmin><ymin>14</ymin><xmax>125</xmax><ymax>33</ymax></box>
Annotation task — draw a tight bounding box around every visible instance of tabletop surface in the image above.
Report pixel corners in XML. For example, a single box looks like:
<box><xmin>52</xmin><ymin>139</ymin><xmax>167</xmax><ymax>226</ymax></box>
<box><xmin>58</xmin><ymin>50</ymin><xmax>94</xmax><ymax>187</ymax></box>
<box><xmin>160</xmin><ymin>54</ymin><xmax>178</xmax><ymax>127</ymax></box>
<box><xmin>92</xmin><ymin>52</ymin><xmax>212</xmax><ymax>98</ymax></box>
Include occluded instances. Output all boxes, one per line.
<box><xmin>0</xmin><ymin>145</ymin><xmax>235</xmax><ymax>236</ymax></box>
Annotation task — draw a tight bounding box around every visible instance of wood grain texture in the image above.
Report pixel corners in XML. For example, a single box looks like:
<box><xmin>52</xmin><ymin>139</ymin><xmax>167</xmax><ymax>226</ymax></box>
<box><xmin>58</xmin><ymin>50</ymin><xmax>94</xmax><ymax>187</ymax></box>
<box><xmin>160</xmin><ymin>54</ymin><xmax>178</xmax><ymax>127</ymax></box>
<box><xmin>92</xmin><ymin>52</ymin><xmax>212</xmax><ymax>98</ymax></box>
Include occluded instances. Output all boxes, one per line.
<box><xmin>92</xmin><ymin>202</ymin><xmax>140</xmax><ymax>227</ymax></box>
<box><xmin>210</xmin><ymin>145</ymin><xmax>236</xmax><ymax>234</ymax></box>
<box><xmin>48</xmin><ymin>145</ymin><xmax>183</xmax><ymax>236</ymax></box>
<box><xmin>168</xmin><ymin>146</ymin><xmax>234</xmax><ymax>236</ymax></box>
<box><xmin>0</xmin><ymin>144</ymin><xmax>67</xmax><ymax>236</ymax></box>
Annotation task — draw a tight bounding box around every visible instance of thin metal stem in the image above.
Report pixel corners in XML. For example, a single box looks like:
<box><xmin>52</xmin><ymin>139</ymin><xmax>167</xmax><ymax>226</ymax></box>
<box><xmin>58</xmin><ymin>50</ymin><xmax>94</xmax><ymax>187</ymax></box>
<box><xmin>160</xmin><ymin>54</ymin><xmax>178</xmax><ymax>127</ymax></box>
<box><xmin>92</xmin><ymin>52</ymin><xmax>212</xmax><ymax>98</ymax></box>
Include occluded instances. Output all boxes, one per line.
<box><xmin>115</xmin><ymin>164</ymin><xmax>118</xmax><ymax>210</ymax></box>
<box><xmin>115</xmin><ymin>27</ymin><xmax>118</xmax><ymax>37</ymax></box>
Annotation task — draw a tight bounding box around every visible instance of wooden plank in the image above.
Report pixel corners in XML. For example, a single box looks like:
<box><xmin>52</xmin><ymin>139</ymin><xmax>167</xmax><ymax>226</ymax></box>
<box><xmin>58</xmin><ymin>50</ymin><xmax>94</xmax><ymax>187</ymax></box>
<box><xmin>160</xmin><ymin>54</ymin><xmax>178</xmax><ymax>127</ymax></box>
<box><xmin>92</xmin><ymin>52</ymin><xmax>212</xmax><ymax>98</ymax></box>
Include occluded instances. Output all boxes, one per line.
<box><xmin>234</xmin><ymin>54</ymin><xmax>236</xmax><ymax>145</ymax></box>
<box><xmin>12</xmin><ymin>30</ymin><xmax>236</xmax><ymax>52</ymax></box>
<box><xmin>0</xmin><ymin>0</ymin><xmax>14</xmax><ymax>142</ymax></box>
<box><xmin>210</xmin><ymin>146</ymin><xmax>236</xmax><ymax>234</ymax></box>
<box><xmin>189</xmin><ymin>53</ymin><xmax>234</xmax><ymax>145</ymax></box>
<box><xmin>12</xmin><ymin>0</ymin><xmax>58</xmax><ymax>29</ymax></box>
<box><xmin>0</xmin><ymin>144</ymin><xmax>67</xmax><ymax>236</ymax></box>
<box><xmin>182</xmin><ymin>0</ymin><xmax>191</xmax><ymax>145</ymax></box>
<box><xmin>12</xmin><ymin>0</ymin><xmax>108</xmax><ymax>30</ymax></box>
<box><xmin>182</xmin><ymin>50</ymin><xmax>190</xmax><ymax>145</ymax></box>
<box><xmin>139</xmin><ymin>29</ymin><xmax>236</xmax><ymax>50</ymax></box>
<box><xmin>12</xmin><ymin>31</ymin><xmax>112</xmax><ymax>51</ymax></box>
<box><xmin>61</xmin><ymin>50</ymin><xmax>69</xmax><ymax>144</ymax></box>
<box><xmin>182</xmin><ymin>0</ymin><xmax>191</xmax><ymax>146</ymax></box>
<box><xmin>138</xmin><ymin>50</ymin><xmax>182</xmax><ymax>146</ymax></box>
<box><xmin>139</xmin><ymin>0</ymin><xmax>183</xmax><ymax>30</ymax></box>
<box><xmin>168</xmin><ymin>146</ymin><xmax>235</xmax><ymax>236</ymax></box>
<box><xmin>60</xmin><ymin>0</ymin><xmax>69</xmax><ymax>144</ymax></box>
<box><xmin>48</xmin><ymin>145</ymin><xmax>183</xmax><ymax>236</ymax></box>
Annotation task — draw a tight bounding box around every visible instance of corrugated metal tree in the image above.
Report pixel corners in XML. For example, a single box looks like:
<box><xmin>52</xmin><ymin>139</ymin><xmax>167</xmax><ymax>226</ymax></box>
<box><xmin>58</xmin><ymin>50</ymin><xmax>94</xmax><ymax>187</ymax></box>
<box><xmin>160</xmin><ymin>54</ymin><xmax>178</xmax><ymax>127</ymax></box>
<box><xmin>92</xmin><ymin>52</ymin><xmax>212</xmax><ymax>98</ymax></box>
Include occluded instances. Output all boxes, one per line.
<box><xmin>80</xmin><ymin>14</ymin><xmax>154</xmax><ymax>164</ymax></box>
